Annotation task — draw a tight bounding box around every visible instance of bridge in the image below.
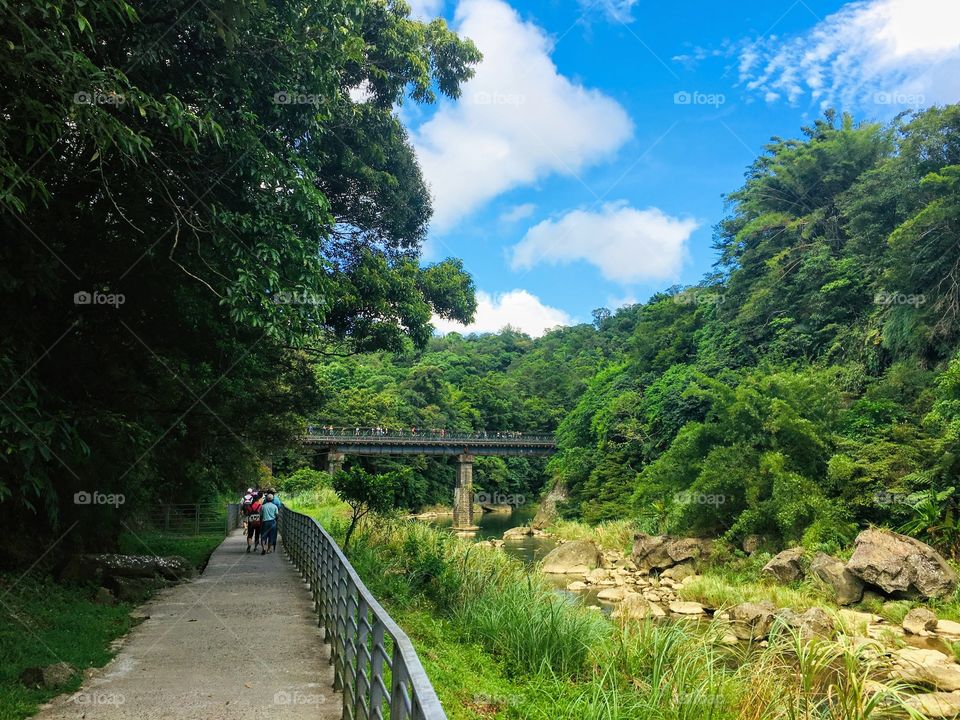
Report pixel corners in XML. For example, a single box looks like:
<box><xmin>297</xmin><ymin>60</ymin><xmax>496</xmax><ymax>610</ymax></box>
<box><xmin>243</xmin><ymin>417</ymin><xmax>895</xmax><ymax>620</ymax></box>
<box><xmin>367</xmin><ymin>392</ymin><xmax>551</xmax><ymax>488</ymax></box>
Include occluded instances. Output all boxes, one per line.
<box><xmin>304</xmin><ymin>428</ymin><xmax>556</xmax><ymax>530</ymax></box>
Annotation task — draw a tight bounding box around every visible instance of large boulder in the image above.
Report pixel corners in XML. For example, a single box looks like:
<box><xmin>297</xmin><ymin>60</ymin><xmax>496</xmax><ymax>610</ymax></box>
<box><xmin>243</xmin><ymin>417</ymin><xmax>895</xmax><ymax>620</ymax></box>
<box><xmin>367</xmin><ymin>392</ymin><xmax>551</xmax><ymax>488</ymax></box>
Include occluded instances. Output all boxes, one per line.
<box><xmin>810</xmin><ymin>552</ymin><xmax>864</xmax><ymax>605</ymax></box>
<box><xmin>19</xmin><ymin>662</ymin><xmax>75</xmax><ymax>689</ymax></box>
<box><xmin>631</xmin><ymin>533</ymin><xmax>712</xmax><ymax>573</ymax></box>
<box><xmin>847</xmin><ymin>529</ymin><xmax>958</xmax><ymax>599</ymax></box>
<box><xmin>906</xmin><ymin>693</ymin><xmax>960</xmax><ymax>719</ymax></box>
<box><xmin>726</xmin><ymin>601</ymin><xmax>776</xmax><ymax>640</ymax></box>
<box><xmin>532</xmin><ymin>480</ymin><xmax>567</xmax><ymax>530</ymax></box>
<box><xmin>59</xmin><ymin>554</ymin><xmax>195</xmax><ymax>584</ymax></box>
<box><xmin>890</xmin><ymin>647</ymin><xmax>960</xmax><ymax>690</ymax></box>
<box><xmin>541</xmin><ymin>540</ymin><xmax>601</xmax><ymax>574</ymax></box>
<box><xmin>762</xmin><ymin>547</ymin><xmax>805</xmax><ymax>583</ymax></box>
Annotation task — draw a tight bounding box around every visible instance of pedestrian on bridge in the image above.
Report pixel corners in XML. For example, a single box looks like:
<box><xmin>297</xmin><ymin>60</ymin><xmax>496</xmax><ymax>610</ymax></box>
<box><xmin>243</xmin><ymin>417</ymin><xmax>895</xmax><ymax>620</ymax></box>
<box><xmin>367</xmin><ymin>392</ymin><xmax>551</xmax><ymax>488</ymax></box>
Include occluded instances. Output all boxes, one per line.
<box><xmin>260</xmin><ymin>493</ymin><xmax>279</xmax><ymax>555</ymax></box>
<box><xmin>243</xmin><ymin>491</ymin><xmax>263</xmax><ymax>553</ymax></box>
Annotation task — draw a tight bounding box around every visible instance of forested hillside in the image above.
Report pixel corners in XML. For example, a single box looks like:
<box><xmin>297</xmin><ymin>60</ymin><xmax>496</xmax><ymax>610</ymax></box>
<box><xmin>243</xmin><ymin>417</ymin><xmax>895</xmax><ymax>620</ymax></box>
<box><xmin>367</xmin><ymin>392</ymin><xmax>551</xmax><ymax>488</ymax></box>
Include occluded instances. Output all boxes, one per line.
<box><xmin>319</xmin><ymin>106</ymin><xmax>960</xmax><ymax>555</ymax></box>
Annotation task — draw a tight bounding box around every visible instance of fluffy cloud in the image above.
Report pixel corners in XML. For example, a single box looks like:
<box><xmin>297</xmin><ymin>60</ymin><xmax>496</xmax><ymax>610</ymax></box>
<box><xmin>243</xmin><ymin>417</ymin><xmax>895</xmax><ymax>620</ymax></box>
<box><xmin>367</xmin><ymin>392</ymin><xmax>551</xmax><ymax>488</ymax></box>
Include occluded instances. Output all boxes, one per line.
<box><xmin>433</xmin><ymin>289</ymin><xmax>572</xmax><ymax>337</ymax></box>
<box><xmin>509</xmin><ymin>201</ymin><xmax>698</xmax><ymax>284</ymax></box>
<box><xmin>739</xmin><ymin>0</ymin><xmax>960</xmax><ymax>109</ymax></box>
<box><xmin>412</xmin><ymin>0</ymin><xmax>633</xmax><ymax>232</ymax></box>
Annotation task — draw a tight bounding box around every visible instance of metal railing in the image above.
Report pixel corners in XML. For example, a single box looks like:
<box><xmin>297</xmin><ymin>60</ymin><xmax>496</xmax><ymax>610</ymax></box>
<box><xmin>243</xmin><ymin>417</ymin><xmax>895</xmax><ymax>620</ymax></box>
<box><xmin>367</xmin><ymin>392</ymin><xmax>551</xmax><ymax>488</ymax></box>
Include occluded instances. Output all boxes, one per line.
<box><xmin>305</xmin><ymin>427</ymin><xmax>555</xmax><ymax>446</ymax></box>
<box><xmin>153</xmin><ymin>503</ymin><xmax>236</xmax><ymax>535</ymax></box>
<box><xmin>279</xmin><ymin>508</ymin><xmax>446</xmax><ymax>720</ymax></box>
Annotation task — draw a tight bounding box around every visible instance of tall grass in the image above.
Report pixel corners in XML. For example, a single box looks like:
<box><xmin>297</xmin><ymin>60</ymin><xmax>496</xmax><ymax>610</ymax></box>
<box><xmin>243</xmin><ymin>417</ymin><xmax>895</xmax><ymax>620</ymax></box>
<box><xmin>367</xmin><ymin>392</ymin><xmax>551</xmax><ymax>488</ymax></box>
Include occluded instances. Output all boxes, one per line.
<box><xmin>293</xmin><ymin>495</ymin><xmax>927</xmax><ymax>720</ymax></box>
<box><xmin>547</xmin><ymin>518</ymin><xmax>637</xmax><ymax>552</ymax></box>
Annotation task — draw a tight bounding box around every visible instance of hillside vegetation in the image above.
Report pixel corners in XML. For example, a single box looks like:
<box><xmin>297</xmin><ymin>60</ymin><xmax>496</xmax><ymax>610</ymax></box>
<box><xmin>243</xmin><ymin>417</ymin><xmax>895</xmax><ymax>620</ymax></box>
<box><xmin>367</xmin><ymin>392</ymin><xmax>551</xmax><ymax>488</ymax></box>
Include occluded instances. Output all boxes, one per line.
<box><xmin>314</xmin><ymin>106</ymin><xmax>960</xmax><ymax>556</ymax></box>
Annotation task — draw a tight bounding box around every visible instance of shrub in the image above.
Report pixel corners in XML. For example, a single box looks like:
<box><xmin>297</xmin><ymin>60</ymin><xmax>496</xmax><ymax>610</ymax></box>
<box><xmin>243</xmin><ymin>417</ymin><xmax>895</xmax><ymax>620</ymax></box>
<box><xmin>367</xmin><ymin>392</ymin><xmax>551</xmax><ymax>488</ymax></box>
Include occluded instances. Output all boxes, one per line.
<box><xmin>275</xmin><ymin>468</ymin><xmax>331</xmax><ymax>495</ymax></box>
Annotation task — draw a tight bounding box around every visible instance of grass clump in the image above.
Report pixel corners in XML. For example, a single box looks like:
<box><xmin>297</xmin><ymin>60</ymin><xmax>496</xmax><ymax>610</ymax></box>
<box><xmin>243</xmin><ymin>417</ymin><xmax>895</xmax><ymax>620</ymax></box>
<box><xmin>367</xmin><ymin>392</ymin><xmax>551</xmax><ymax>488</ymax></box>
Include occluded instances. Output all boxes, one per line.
<box><xmin>0</xmin><ymin>574</ymin><xmax>134</xmax><ymax>720</ymax></box>
<box><xmin>293</xmin><ymin>493</ymin><xmax>928</xmax><ymax>720</ymax></box>
<box><xmin>547</xmin><ymin>519</ymin><xmax>637</xmax><ymax>553</ymax></box>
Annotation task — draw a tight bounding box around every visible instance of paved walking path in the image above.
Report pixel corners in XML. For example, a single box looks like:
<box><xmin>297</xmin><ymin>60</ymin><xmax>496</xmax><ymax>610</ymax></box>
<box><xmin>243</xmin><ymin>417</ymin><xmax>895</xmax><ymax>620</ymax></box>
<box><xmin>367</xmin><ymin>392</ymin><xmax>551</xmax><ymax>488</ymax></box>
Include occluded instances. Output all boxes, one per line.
<box><xmin>34</xmin><ymin>531</ymin><xmax>341</xmax><ymax>719</ymax></box>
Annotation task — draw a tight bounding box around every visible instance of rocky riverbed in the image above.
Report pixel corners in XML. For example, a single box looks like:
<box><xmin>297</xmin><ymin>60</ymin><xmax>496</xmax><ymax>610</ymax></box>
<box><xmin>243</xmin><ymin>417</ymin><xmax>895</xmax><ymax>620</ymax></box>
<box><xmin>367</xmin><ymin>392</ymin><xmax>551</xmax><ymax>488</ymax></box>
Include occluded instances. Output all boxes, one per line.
<box><xmin>485</xmin><ymin>525</ymin><xmax>960</xmax><ymax>718</ymax></box>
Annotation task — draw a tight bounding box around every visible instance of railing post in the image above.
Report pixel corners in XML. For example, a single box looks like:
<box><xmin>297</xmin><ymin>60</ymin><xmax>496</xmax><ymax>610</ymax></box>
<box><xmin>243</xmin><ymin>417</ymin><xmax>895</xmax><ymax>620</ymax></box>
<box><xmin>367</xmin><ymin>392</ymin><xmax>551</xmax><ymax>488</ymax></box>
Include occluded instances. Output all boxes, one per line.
<box><xmin>390</xmin><ymin>644</ymin><xmax>410</xmax><ymax>720</ymax></box>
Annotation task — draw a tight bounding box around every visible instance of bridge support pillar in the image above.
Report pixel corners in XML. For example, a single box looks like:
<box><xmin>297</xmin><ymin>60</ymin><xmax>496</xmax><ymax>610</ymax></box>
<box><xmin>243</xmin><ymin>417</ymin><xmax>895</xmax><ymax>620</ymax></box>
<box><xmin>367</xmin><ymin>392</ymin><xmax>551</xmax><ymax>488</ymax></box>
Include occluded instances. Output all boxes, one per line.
<box><xmin>324</xmin><ymin>451</ymin><xmax>345</xmax><ymax>476</ymax></box>
<box><xmin>452</xmin><ymin>453</ymin><xmax>478</xmax><ymax>530</ymax></box>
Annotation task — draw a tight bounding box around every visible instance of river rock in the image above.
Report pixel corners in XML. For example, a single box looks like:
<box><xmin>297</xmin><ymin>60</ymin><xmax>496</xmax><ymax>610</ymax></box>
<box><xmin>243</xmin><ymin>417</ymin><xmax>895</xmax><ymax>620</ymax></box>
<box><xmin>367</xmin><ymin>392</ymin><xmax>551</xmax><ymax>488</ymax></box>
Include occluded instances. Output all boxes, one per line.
<box><xmin>533</xmin><ymin>479</ymin><xmax>567</xmax><ymax>530</ymax></box>
<box><xmin>809</xmin><ymin>552</ymin><xmax>864</xmax><ymax>605</ymax></box>
<box><xmin>566</xmin><ymin>580</ymin><xmax>587</xmax><ymax>591</ymax></box>
<box><xmin>585</xmin><ymin>568</ymin><xmax>610</xmax><ymax>584</ymax></box>
<box><xmin>669</xmin><ymin>601</ymin><xmax>705</xmax><ymax>615</ymax></box>
<box><xmin>847</xmin><ymin>528</ymin><xmax>958</xmax><ymax>599</ymax></box>
<box><xmin>662</xmin><ymin>563</ymin><xmax>696</xmax><ymax>582</ymax></box>
<box><xmin>612</xmin><ymin>593</ymin><xmax>666</xmax><ymax>621</ymax></box>
<box><xmin>94</xmin><ymin>586</ymin><xmax>116</xmax><ymax>605</ymax></box>
<box><xmin>762</xmin><ymin>547</ymin><xmax>805</xmax><ymax>583</ymax></box>
<box><xmin>890</xmin><ymin>647</ymin><xmax>960</xmax><ymax>690</ymax></box>
<box><xmin>19</xmin><ymin>662</ymin><xmax>75</xmax><ymax>689</ymax></box>
<box><xmin>632</xmin><ymin>533</ymin><xmax>712</xmax><ymax>573</ymax></box>
<box><xmin>742</xmin><ymin>535</ymin><xmax>762</xmax><ymax>554</ymax></box>
<box><xmin>541</xmin><ymin>540</ymin><xmax>601</xmax><ymax>574</ymax></box>
<box><xmin>938</xmin><ymin>620</ymin><xmax>960</xmax><ymax>638</ymax></box>
<box><xmin>598</xmin><ymin>587</ymin><xmax>629</xmax><ymax>602</ymax></box>
<box><xmin>904</xmin><ymin>607</ymin><xmax>939</xmax><ymax>635</ymax></box>
<box><xmin>503</xmin><ymin>526</ymin><xmax>534</xmax><ymax>540</ymax></box>
<box><xmin>776</xmin><ymin>607</ymin><xmax>836</xmax><ymax>639</ymax></box>
<box><xmin>906</xmin><ymin>692</ymin><xmax>960</xmax><ymax>718</ymax></box>
<box><xmin>728</xmin><ymin>601</ymin><xmax>776</xmax><ymax>640</ymax></box>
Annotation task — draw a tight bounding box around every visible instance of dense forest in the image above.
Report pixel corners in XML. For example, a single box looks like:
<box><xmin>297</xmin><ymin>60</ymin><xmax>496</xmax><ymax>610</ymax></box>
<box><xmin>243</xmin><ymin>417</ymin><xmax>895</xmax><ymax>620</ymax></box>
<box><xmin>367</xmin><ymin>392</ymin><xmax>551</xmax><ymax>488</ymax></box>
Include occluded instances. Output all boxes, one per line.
<box><xmin>313</xmin><ymin>106</ymin><xmax>960</xmax><ymax>556</ymax></box>
<box><xmin>0</xmin><ymin>0</ymin><xmax>480</xmax><ymax>554</ymax></box>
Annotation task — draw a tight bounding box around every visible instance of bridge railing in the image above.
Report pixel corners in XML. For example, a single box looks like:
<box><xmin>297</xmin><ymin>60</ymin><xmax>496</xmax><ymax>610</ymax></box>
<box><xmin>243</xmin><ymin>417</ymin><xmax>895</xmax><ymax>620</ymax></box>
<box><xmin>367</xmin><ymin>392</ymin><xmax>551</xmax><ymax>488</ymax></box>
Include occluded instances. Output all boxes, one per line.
<box><xmin>305</xmin><ymin>427</ymin><xmax>554</xmax><ymax>444</ymax></box>
<box><xmin>279</xmin><ymin>507</ymin><xmax>446</xmax><ymax>720</ymax></box>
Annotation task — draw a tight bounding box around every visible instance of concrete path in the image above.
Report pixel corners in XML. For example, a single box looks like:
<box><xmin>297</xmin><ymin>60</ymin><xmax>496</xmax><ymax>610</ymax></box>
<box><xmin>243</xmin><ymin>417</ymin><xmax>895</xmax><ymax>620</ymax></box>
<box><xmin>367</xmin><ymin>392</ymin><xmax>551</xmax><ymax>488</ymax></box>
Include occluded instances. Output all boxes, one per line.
<box><xmin>34</xmin><ymin>531</ymin><xmax>341</xmax><ymax>719</ymax></box>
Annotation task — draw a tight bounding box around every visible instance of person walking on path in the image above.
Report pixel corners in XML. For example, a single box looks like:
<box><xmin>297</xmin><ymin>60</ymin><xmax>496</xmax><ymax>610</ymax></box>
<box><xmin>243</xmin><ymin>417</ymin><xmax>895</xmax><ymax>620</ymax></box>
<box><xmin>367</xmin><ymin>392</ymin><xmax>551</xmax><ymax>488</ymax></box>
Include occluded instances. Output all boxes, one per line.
<box><xmin>244</xmin><ymin>491</ymin><xmax>264</xmax><ymax>553</ymax></box>
<box><xmin>260</xmin><ymin>493</ymin><xmax>279</xmax><ymax>555</ymax></box>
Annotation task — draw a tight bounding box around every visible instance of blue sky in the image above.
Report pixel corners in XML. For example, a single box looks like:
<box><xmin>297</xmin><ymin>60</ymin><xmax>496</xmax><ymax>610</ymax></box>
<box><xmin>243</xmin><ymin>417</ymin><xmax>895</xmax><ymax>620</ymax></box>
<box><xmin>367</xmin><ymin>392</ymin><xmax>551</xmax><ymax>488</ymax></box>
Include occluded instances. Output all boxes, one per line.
<box><xmin>400</xmin><ymin>0</ymin><xmax>960</xmax><ymax>336</ymax></box>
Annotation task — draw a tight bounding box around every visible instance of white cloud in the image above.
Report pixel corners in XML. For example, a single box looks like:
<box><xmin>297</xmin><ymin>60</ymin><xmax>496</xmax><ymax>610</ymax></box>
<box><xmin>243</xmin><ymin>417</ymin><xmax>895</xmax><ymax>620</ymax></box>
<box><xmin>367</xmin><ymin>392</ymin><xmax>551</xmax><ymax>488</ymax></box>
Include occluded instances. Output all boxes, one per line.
<box><xmin>433</xmin><ymin>289</ymin><xmax>572</xmax><ymax>337</ymax></box>
<box><xmin>499</xmin><ymin>203</ymin><xmax>536</xmax><ymax>223</ymax></box>
<box><xmin>509</xmin><ymin>201</ymin><xmax>698</xmax><ymax>284</ymax></box>
<box><xmin>739</xmin><ymin>0</ymin><xmax>960</xmax><ymax>109</ymax></box>
<box><xmin>412</xmin><ymin>0</ymin><xmax>633</xmax><ymax>232</ymax></box>
<box><xmin>407</xmin><ymin>0</ymin><xmax>445</xmax><ymax>19</ymax></box>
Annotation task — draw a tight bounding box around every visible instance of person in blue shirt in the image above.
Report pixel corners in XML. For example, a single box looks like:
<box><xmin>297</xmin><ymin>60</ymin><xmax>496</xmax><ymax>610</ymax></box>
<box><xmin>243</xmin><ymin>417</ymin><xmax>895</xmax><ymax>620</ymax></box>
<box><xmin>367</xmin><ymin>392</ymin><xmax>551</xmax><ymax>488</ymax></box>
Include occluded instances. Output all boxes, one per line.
<box><xmin>259</xmin><ymin>494</ymin><xmax>279</xmax><ymax>555</ymax></box>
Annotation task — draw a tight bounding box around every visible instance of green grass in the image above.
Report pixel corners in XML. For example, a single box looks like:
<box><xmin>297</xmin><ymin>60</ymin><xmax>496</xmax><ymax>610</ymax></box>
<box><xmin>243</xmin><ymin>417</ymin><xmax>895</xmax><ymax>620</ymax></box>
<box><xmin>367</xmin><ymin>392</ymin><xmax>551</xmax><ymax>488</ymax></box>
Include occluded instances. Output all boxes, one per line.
<box><xmin>546</xmin><ymin>519</ymin><xmax>637</xmax><ymax>553</ymax></box>
<box><xmin>118</xmin><ymin>531</ymin><xmax>224</xmax><ymax>570</ymax></box>
<box><xmin>290</xmin><ymin>492</ymin><xmax>924</xmax><ymax>720</ymax></box>
<box><xmin>0</xmin><ymin>532</ymin><xmax>225</xmax><ymax>720</ymax></box>
<box><xmin>0</xmin><ymin>574</ymin><xmax>134</xmax><ymax>720</ymax></box>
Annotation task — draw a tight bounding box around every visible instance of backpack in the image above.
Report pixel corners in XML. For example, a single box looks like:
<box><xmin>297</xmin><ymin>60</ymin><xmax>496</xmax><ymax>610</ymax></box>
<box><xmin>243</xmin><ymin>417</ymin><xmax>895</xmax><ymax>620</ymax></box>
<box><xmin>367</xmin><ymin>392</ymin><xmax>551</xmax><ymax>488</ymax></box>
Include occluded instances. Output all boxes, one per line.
<box><xmin>246</xmin><ymin>500</ymin><xmax>262</xmax><ymax>528</ymax></box>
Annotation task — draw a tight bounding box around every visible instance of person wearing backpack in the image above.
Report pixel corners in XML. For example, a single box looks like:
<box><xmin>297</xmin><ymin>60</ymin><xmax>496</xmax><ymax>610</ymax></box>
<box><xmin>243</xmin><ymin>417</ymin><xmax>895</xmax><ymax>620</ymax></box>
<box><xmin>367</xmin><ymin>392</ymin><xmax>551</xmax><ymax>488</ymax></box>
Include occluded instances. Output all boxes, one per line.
<box><xmin>259</xmin><ymin>493</ymin><xmax>279</xmax><ymax>555</ymax></box>
<box><xmin>244</xmin><ymin>492</ymin><xmax>263</xmax><ymax>553</ymax></box>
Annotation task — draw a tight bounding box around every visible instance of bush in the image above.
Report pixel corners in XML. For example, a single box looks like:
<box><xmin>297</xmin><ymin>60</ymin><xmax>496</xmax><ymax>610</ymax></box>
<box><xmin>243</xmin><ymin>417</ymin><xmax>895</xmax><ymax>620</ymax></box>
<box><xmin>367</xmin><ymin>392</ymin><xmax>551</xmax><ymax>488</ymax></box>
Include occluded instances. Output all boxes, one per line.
<box><xmin>275</xmin><ymin>468</ymin><xmax>331</xmax><ymax>495</ymax></box>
